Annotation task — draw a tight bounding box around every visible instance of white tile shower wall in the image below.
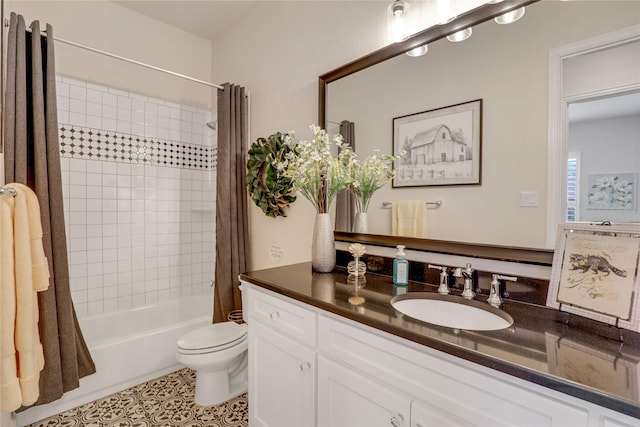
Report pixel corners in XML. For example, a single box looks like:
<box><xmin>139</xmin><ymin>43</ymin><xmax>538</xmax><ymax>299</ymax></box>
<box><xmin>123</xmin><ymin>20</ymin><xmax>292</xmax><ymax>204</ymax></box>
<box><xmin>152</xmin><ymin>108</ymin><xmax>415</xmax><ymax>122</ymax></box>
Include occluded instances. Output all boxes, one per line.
<box><xmin>57</xmin><ymin>76</ymin><xmax>216</xmax><ymax>316</ymax></box>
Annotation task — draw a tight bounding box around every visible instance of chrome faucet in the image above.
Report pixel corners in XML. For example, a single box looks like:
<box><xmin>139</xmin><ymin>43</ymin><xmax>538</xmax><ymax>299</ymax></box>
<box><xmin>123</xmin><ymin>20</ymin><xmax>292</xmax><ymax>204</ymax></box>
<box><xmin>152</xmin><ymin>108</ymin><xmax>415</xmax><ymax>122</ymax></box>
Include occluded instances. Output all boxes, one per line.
<box><xmin>454</xmin><ymin>263</ymin><xmax>475</xmax><ymax>299</ymax></box>
<box><xmin>428</xmin><ymin>264</ymin><xmax>449</xmax><ymax>295</ymax></box>
<box><xmin>488</xmin><ymin>274</ymin><xmax>518</xmax><ymax>307</ymax></box>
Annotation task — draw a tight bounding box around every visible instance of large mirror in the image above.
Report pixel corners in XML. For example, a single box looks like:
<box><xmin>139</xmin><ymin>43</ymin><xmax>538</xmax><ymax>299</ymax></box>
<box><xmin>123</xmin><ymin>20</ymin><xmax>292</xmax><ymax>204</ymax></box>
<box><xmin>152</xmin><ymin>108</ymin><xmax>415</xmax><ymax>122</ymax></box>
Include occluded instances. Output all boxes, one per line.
<box><xmin>321</xmin><ymin>0</ymin><xmax>640</xmax><ymax>251</ymax></box>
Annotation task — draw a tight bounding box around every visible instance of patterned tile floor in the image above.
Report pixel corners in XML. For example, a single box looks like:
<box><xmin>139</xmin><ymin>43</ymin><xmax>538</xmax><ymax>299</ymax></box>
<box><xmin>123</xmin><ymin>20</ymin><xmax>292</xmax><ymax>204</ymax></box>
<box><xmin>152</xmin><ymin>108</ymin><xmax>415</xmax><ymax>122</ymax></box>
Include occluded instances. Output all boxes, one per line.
<box><xmin>27</xmin><ymin>368</ymin><xmax>248</xmax><ymax>427</ymax></box>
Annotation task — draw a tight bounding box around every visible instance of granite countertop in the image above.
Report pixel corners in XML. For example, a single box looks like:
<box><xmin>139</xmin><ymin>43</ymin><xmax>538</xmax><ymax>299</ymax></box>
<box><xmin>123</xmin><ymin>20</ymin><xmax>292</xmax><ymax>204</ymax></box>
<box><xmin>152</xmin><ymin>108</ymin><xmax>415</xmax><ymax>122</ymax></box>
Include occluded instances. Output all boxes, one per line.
<box><xmin>240</xmin><ymin>262</ymin><xmax>640</xmax><ymax>419</ymax></box>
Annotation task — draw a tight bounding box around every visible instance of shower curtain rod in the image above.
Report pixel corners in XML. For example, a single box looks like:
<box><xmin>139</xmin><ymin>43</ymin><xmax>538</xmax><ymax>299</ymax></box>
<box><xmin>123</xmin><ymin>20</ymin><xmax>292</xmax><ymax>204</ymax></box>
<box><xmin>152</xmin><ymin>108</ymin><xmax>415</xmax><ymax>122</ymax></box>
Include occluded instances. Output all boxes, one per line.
<box><xmin>4</xmin><ymin>19</ymin><xmax>223</xmax><ymax>90</ymax></box>
<box><xmin>53</xmin><ymin>35</ymin><xmax>224</xmax><ymax>90</ymax></box>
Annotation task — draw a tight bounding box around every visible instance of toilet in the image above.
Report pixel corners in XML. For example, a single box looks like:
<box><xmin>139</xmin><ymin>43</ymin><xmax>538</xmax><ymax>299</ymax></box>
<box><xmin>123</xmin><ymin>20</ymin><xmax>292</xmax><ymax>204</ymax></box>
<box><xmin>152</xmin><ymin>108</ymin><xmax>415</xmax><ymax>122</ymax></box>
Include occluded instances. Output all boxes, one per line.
<box><xmin>176</xmin><ymin>287</ymin><xmax>249</xmax><ymax>406</ymax></box>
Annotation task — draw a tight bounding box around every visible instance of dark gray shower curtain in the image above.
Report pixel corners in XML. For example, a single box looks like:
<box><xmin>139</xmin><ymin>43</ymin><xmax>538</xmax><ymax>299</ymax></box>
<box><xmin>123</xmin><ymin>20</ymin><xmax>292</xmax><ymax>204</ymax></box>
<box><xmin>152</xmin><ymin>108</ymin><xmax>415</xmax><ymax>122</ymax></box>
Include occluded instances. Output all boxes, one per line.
<box><xmin>3</xmin><ymin>13</ymin><xmax>95</xmax><ymax>407</ymax></box>
<box><xmin>213</xmin><ymin>83</ymin><xmax>249</xmax><ymax>323</ymax></box>
<box><xmin>335</xmin><ymin>120</ymin><xmax>357</xmax><ymax>232</ymax></box>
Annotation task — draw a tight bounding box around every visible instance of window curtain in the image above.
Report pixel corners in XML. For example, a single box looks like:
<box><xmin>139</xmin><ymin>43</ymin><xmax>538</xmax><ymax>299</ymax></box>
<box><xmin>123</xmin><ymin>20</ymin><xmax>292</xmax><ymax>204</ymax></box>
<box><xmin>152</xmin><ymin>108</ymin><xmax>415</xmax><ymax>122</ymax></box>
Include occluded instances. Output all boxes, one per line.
<box><xmin>335</xmin><ymin>120</ymin><xmax>357</xmax><ymax>232</ymax></box>
<box><xmin>213</xmin><ymin>83</ymin><xmax>249</xmax><ymax>323</ymax></box>
<box><xmin>3</xmin><ymin>13</ymin><xmax>95</xmax><ymax>407</ymax></box>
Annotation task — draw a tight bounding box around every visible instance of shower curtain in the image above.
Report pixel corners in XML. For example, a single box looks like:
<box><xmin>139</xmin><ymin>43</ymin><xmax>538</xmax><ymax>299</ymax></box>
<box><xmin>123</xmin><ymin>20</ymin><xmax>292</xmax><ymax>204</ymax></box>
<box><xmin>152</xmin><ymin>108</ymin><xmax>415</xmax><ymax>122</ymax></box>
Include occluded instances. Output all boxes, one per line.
<box><xmin>335</xmin><ymin>120</ymin><xmax>357</xmax><ymax>232</ymax></box>
<box><xmin>3</xmin><ymin>13</ymin><xmax>95</xmax><ymax>407</ymax></box>
<box><xmin>213</xmin><ymin>83</ymin><xmax>249</xmax><ymax>323</ymax></box>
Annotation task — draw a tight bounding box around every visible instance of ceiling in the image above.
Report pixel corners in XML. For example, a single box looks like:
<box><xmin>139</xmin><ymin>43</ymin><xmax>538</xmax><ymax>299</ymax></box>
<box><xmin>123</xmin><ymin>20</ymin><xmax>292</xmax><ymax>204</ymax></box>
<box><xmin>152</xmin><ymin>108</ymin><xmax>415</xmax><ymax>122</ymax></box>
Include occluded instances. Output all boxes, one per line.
<box><xmin>568</xmin><ymin>91</ymin><xmax>640</xmax><ymax>123</ymax></box>
<box><xmin>112</xmin><ymin>0</ymin><xmax>257</xmax><ymax>41</ymax></box>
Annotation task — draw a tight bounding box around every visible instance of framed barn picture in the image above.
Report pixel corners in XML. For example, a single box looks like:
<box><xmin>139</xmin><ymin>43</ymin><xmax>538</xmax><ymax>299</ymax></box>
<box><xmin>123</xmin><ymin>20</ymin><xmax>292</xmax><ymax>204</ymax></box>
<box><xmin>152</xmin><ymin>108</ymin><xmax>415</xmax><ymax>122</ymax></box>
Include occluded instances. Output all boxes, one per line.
<box><xmin>392</xmin><ymin>99</ymin><xmax>482</xmax><ymax>188</ymax></box>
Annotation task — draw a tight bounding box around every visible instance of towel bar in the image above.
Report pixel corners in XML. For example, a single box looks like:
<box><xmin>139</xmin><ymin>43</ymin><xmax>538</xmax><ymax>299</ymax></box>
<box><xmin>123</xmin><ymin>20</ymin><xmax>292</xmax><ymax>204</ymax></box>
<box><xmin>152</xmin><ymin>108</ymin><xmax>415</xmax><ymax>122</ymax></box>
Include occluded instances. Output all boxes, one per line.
<box><xmin>381</xmin><ymin>200</ymin><xmax>442</xmax><ymax>209</ymax></box>
<box><xmin>0</xmin><ymin>187</ymin><xmax>17</xmax><ymax>197</ymax></box>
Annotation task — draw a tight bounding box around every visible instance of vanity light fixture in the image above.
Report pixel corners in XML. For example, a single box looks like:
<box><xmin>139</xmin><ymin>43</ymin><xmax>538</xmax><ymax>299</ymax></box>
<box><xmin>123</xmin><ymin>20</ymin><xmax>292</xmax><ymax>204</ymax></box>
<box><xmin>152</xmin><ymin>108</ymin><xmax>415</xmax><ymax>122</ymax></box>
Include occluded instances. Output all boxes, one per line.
<box><xmin>447</xmin><ymin>27</ymin><xmax>473</xmax><ymax>42</ymax></box>
<box><xmin>406</xmin><ymin>44</ymin><xmax>428</xmax><ymax>57</ymax></box>
<box><xmin>494</xmin><ymin>6</ymin><xmax>525</xmax><ymax>24</ymax></box>
<box><xmin>388</xmin><ymin>0</ymin><xmax>410</xmax><ymax>43</ymax></box>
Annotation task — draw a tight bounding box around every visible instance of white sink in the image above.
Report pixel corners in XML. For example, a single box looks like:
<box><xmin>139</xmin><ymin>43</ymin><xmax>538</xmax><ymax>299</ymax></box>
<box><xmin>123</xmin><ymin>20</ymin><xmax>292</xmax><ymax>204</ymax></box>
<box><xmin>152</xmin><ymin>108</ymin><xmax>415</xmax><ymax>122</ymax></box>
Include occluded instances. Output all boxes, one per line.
<box><xmin>391</xmin><ymin>292</ymin><xmax>513</xmax><ymax>331</ymax></box>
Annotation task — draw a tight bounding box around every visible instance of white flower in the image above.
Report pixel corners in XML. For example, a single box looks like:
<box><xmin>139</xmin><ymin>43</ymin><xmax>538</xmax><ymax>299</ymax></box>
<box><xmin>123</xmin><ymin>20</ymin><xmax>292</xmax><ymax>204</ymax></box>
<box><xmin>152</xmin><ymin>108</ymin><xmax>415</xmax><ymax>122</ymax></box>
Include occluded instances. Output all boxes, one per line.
<box><xmin>348</xmin><ymin>243</ymin><xmax>367</xmax><ymax>257</ymax></box>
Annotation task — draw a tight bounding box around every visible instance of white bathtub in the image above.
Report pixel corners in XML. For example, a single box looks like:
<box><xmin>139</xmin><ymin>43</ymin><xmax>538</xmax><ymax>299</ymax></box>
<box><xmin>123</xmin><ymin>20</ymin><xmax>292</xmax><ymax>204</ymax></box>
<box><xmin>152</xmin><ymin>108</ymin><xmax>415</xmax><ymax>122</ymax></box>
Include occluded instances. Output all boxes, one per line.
<box><xmin>16</xmin><ymin>293</ymin><xmax>212</xmax><ymax>426</ymax></box>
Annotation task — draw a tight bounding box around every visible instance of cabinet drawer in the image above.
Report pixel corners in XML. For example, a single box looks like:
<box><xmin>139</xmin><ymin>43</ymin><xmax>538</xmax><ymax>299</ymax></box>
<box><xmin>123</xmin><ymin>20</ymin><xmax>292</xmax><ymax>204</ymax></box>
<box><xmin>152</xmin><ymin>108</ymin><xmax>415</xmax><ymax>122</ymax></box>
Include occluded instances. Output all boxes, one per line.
<box><xmin>248</xmin><ymin>286</ymin><xmax>317</xmax><ymax>347</ymax></box>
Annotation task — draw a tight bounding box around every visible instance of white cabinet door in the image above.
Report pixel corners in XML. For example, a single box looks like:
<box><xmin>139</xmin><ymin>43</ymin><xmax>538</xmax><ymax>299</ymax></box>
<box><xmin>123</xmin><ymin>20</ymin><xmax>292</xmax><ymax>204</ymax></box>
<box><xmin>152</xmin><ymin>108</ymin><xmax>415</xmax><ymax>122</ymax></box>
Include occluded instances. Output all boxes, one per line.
<box><xmin>318</xmin><ymin>355</ymin><xmax>411</xmax><ymax>427</ymax></box>
<box><xmin>249</xmin><ymin>321</ymin><xmax>315</xmax><ymax>427</ymax></box>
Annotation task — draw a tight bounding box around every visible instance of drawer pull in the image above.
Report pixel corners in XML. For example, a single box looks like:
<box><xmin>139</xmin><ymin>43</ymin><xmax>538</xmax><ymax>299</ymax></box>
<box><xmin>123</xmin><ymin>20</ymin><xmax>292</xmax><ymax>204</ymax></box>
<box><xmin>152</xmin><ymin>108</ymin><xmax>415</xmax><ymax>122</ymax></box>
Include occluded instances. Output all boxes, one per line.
<box><xmin>390</xmin><ymin>413</ymin><xmax>404</xmax><ymax>427</ymax></box>
<box><xmin>269</xmin><ymin>311</ymin><xmax>280</xmax><ymax>320</ymax></box>
<box><xmin>298</xmin><ymin>361</ymin><xmax>312</xmax><ymax>371</ymax></box>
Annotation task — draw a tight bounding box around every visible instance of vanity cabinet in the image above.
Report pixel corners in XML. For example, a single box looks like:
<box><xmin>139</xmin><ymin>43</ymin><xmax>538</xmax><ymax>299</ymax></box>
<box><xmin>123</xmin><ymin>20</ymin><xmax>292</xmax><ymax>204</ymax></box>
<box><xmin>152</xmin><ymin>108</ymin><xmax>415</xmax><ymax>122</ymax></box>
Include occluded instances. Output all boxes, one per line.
<box><xmin>243</xmin><ymin>282</ymin><xmax>640</xmax><ymax>427</ymax></box>
<box><xmin>246</xmin><ymin>285</ymin><xmax>316</xmax><ymax>427</ymax></box>
<box><xmin>318</xmin><ymin>314</ymin><xmax>586</xmax><ymax>427</ymax></box>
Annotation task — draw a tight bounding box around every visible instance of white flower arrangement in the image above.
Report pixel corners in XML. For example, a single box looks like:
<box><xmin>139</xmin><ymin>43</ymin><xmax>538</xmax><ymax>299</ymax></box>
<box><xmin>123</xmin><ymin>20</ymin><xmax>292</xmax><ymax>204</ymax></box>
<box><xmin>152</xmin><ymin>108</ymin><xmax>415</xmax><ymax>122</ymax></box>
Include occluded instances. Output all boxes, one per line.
<box><xmin>349</xmin><ymin>151</ymin><xmax>398</xmax><ymax>213</ymax></box>
<box><xmin>283</xmin><ymin>125</ymin><xmax>354</xmax><ymax>213</ymax></box>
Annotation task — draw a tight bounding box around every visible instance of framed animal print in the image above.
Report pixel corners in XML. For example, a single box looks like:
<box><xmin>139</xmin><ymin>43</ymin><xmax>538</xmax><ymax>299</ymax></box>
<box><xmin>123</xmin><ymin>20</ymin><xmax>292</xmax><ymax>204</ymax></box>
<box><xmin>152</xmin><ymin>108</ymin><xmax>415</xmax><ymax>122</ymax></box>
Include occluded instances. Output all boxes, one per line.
<box><xmin>547</xmin><ymin>223</ymin><xmax>640</xmax><ymax>331</ymax></box>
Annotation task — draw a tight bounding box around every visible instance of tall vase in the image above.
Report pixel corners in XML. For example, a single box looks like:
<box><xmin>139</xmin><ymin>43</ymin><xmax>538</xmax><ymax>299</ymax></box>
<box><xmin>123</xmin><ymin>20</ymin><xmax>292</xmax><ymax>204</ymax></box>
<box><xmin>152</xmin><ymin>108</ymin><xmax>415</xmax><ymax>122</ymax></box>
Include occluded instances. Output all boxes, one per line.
<box><xmin>312</xmin><ymin>213</ymin><xmax>336</xmax><ymax>273</ymax></box>
<box><xmin>352</xmin><ymin>212</ymin><xmax>369</xmax><ymax>234</ymax></box>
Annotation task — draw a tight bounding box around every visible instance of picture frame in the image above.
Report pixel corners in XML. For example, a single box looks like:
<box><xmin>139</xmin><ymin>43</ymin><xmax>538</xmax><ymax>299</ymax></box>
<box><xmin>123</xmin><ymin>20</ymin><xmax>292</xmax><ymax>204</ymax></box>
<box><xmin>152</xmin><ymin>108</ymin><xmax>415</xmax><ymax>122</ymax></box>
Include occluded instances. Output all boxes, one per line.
<box><xmin>392</xmin><ymin>99</ymin><xmax>482</xmax><ymax>188</ymax></box>
<box><xmin>547</xmin><ymin>222</ymin><xmax>640</xmax><ymax>332</ymax></box>
<box><xmin>587</xmin><ymin>172</ymin><xmax>636</xmax><ymax>211</ymax></box>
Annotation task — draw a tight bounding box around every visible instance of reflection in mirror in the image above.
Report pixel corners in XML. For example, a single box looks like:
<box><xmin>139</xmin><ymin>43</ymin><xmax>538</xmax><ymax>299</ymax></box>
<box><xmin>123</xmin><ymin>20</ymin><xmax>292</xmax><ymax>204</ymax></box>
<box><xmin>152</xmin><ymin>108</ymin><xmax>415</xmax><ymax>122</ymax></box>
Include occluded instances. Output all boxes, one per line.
<box><xmin>325</xmin><ymin>1</ymin><xmax>640</xmax><ymax>249</ymax></box>
<box><xmin>566</xmin><ymin>91</ymin><xmax>640</xmax><ymax>224</ymax></box>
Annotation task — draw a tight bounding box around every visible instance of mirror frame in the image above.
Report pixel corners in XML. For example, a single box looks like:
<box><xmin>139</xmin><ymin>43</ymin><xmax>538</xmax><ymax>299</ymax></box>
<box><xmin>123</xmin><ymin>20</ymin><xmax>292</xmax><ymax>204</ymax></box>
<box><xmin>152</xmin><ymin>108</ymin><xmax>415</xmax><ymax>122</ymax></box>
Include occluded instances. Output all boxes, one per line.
<box><xmin>319</xmin><ymin>0</ymin><xmax>554</xmax><ymax>266</ymax></box>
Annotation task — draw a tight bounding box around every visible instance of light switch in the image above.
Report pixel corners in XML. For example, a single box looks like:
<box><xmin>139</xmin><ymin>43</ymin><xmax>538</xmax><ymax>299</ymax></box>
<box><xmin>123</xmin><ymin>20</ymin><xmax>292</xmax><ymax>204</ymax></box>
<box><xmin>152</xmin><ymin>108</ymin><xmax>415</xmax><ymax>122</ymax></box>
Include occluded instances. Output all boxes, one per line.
<box><xmin>520</xmin><ymin>191</ymin><xmax>538</xmax><ymax>207</ymax></box>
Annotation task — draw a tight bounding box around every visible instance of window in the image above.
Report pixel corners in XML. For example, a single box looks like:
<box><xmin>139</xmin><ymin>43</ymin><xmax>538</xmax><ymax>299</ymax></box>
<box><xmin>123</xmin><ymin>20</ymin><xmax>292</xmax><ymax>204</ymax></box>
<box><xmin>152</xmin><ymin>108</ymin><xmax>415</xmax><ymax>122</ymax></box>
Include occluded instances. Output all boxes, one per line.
<box><xmin>567</xmin><ymin>153</ymin><xmax>580</xmax><ymax>221</ymax></box>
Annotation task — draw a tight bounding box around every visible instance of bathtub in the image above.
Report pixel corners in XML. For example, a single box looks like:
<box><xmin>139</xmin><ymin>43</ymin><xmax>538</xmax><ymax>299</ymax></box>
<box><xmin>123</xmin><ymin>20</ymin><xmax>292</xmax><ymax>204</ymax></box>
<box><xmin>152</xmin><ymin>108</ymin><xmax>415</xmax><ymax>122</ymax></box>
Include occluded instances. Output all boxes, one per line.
<box><xmin>16</xmin><ymin>293</ymin><xmax>212</xmax><ymax>426</ymax></box>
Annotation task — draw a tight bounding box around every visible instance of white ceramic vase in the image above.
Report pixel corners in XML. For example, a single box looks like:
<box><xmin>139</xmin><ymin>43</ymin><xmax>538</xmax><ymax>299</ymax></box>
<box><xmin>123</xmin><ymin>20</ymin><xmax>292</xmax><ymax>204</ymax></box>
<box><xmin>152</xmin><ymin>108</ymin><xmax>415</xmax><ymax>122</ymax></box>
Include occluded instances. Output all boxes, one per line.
<box><xmin>352</xmin><ymin>212</ymin><xmax>369</xmax><ymax>234</ymax></box>
<box><xmin>312</xmin><ymin>213</ymin><xmax>336</xmax><ymax>273</ymax></box>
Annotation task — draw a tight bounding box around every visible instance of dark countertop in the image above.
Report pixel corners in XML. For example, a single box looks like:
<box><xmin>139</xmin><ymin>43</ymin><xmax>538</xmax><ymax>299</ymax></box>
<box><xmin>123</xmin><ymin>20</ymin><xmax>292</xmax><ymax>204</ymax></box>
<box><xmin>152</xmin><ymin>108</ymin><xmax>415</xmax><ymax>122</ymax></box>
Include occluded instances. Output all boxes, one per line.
<box><xmin>240</xmin><ymin>262</ymin><xmax>640</xmax><ymax>420</ymax></box>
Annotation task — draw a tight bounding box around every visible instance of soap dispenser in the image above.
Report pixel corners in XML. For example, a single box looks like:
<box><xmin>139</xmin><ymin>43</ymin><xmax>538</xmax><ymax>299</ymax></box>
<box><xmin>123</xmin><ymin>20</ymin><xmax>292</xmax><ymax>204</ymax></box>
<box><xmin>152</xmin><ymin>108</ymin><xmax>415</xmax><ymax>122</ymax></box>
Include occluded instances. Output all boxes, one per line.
<box><xmin>393</xmin><ymin>245</ymin><xmax>409</xmax><ymax>286</ymax></box>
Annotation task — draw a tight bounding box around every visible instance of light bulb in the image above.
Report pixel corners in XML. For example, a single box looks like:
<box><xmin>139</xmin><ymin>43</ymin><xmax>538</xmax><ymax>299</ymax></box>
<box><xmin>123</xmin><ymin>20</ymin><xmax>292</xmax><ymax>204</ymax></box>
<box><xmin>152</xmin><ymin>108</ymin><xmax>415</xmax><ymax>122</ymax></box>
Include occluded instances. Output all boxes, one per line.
<box><xmin>494</xmin><ymin>7</ymin><xmax>525</xmax><ymax>24</ymax></box>
<box><xmin>446</xmin><ymin>27</ymin><xmax>472</xmax><ymax>42</ymax></box>
<box><xmin>388</xmin><ymin>0</ymin><xmax>409</xmax><ymax>43</ymax></box>
<box><xmin>406</xmin><ymin>44</ymin><xmax>428</xmax><ymax>57</ymax></box>
<box><xmin>437</xmin><ymin>0</ymin><xmax>457</xmax><ymax>25</ymax></box>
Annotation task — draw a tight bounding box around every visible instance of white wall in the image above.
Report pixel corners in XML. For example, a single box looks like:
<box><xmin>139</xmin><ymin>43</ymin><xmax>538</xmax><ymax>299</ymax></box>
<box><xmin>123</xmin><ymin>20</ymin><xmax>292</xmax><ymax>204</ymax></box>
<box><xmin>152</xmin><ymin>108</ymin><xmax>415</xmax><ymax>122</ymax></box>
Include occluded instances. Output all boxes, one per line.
<box><xmin>570</xmin><ymin>114</ymin><xmax>640</xmax><ymax>223</ymax></box>
<box><xmin>6</xmin><ymin>0</ymin><xmax>214</xmax><ymax>110</ymax></box>
<box><xmin>209</xmin><ymin>1</ymin><xmax>392</xmax><ymax>270</ymax></box>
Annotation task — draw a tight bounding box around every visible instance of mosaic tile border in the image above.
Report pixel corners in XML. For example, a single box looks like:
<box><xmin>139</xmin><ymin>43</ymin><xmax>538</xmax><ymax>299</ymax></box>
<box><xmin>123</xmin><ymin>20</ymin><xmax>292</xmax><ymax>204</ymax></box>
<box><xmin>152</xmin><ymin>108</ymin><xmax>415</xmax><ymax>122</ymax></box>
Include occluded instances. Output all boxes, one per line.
<box><xmin>59</xmin><ymin>125</ymin><xmax>218</xmax><ymax>170</ymax></box>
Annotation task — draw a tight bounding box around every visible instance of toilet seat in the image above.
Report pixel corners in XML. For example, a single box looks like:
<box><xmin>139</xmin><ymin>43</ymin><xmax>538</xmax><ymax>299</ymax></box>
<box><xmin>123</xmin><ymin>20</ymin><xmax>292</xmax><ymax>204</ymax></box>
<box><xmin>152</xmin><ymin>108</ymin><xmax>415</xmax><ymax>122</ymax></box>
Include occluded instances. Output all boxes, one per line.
<box><xmin>177</xmin><ymin>321</ymin><xmax>248</xmax><ymax>355</ymax></box>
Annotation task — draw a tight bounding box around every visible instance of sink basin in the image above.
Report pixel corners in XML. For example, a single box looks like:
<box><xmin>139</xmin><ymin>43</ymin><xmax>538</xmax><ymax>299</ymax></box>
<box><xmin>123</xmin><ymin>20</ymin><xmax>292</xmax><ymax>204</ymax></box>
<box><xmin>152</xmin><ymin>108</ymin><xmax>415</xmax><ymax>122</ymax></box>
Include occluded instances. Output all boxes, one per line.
<box><xmin>391</xmin><ymin>292</ymin><xmax>514</xmax><ymax>331</ymax></box>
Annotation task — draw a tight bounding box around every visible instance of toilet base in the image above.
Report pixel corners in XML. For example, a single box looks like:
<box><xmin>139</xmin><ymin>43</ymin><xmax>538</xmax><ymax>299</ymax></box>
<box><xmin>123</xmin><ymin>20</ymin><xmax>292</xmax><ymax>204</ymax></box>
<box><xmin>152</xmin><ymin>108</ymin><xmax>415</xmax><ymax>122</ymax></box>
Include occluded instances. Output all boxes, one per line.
<box><xmin>193</xmin><ymin>359</ymin><xmax>248</xmax><ymax>406</ymax></box>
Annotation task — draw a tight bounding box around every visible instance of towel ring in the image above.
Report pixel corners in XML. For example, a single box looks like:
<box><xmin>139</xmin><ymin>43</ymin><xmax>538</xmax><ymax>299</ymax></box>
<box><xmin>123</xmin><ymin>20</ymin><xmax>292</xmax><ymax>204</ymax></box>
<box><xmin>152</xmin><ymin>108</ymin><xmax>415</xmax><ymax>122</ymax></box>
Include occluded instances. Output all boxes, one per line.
<box><xmin>0</xmin><ymin>187</ymin><xmax>17</xmax><ymax>197</ymax></box>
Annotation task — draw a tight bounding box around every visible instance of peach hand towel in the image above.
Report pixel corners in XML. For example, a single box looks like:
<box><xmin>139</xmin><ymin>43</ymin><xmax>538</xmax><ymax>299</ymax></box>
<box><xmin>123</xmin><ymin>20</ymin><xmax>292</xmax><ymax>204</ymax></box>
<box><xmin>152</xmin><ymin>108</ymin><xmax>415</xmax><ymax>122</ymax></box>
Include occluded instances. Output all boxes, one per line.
<box><xmin>0</xmin><ymin>196</ymin><xmax>22</xmax><ymax>412</ymax></box>
<box><xmin>6</xmin><ymin>184</ymin><xmax>48</xmax><ymax>407</ymax></box>
<box><xmin>10</xmin><ymin>183</ymin><xmax>49</xmax><ymax>292</ymax></box>
<box><xmin>392</xmin><ymin>200</ymin><xmax>428</xmax><ymax>238</ymax></box>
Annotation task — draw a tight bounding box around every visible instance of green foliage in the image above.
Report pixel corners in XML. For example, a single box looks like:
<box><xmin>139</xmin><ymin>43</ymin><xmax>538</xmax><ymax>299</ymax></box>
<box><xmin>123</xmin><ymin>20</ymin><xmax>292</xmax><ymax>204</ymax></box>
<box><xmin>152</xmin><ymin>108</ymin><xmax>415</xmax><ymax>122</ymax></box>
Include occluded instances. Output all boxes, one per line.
<box><xmin>246</xmin><ymin>132</ymin><xmax>297</xmax><ymax>218</ymax></box>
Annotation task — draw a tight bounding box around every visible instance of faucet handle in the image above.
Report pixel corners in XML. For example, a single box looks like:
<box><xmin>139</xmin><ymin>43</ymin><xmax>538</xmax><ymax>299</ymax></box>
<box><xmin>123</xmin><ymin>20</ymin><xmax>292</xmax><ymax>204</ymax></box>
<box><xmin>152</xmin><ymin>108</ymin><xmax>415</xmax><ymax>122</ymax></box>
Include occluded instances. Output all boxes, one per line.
<box><xmin>428</xmin><ymin>264</ymin><xmax>449</xmax><ymax>295</ymax></box>
<box><xmin>488</xmin><ymin>274</ymin><xmax>518</xmax><ymax>307</ymax></box>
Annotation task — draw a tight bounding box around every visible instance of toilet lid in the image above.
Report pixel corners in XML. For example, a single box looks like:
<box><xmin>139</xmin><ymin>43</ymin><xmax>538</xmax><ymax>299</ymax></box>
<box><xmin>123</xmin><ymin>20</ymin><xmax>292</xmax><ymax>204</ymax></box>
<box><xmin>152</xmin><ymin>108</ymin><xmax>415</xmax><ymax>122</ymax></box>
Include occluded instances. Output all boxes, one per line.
<box><xmin>177</xmin><ymin>321</ymin><xmax>247</xmax><ymax>353</ymax></box>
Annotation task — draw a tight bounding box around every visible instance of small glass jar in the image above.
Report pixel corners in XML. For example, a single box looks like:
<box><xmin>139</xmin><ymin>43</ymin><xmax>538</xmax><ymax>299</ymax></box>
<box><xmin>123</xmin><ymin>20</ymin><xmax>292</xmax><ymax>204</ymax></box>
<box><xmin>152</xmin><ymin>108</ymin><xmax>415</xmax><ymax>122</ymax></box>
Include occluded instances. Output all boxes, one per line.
<box><xmin>347</xmin><ymin>260</ymin><xmax>366</xmax><ymax>277</ymax></box>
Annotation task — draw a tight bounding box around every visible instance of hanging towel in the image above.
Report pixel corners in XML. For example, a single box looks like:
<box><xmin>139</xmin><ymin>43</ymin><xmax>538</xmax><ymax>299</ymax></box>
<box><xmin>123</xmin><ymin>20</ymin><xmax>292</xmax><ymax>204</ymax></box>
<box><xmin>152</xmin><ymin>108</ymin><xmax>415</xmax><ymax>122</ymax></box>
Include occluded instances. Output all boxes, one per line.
<box><xmin>0</xmin><ymin>195</ymin><xmax>21</xmax><ymax>411</ymax></box>
<box><xmin>392</xmin><ymin>200</ymin><xmax>428</xmax><ymax>238</ymax></box>
<box><xmin>0</xmin><ymin>184</ymin><xmax>50</xmax><ymax>411</ymax></box>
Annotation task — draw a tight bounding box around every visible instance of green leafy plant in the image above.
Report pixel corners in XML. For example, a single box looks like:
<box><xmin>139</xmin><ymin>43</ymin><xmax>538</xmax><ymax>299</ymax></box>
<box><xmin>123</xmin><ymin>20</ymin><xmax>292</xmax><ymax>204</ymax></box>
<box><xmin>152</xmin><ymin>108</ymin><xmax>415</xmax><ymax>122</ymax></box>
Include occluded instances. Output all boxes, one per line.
<box><xmin>246</xmin><ymin>132</ymin><xmax>297</xmax><ymax>218</ymax></box>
